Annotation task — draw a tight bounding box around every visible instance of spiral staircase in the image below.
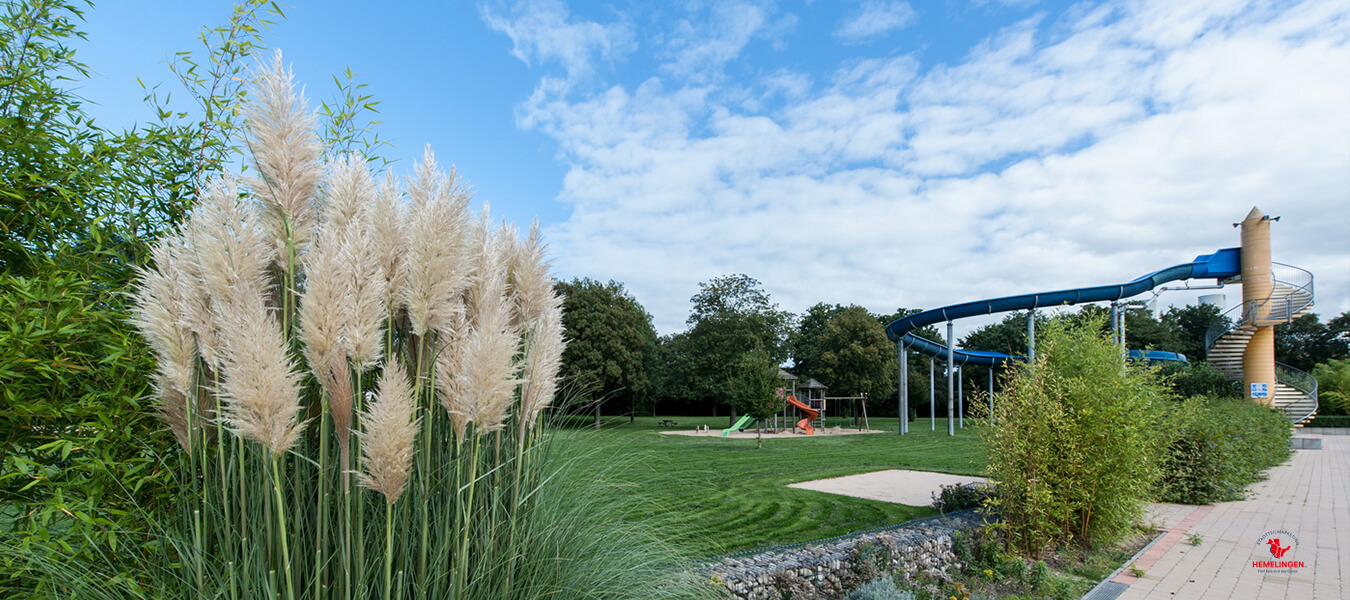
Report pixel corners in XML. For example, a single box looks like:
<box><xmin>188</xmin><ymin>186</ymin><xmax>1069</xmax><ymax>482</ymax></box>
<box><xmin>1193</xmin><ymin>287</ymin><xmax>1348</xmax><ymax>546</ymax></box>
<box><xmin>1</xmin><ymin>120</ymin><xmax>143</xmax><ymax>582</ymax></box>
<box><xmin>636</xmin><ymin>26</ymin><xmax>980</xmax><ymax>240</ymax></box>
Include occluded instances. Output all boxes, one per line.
<box><xmin>1205</xmin><ymin>263</ymin><xmax>1319</xmax><ymax>423</ymax></box>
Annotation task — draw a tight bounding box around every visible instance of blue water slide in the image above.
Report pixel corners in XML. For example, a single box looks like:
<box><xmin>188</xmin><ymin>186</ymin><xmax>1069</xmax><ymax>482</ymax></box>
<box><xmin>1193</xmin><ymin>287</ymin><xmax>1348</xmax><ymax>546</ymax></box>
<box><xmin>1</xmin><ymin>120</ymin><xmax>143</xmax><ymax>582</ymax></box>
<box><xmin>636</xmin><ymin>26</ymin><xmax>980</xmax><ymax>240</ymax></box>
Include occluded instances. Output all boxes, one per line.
<box><xmin>884</xmin><ymin>248</ymin><xmax>1241</xmax><ymax>366</ymax></box>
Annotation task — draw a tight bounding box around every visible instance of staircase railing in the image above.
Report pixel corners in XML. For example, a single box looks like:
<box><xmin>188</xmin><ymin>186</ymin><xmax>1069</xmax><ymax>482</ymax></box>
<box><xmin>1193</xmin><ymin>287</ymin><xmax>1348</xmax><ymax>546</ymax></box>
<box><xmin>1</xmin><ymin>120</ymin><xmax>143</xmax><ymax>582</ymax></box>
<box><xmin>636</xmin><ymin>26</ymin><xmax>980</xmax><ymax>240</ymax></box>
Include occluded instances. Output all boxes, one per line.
<box><xmin>1203</xmin><ymin>262</ymin><xmax>1315</xmax><ymax>350</ymax></box>
<box><xmin>1202</xmin><ymin>263</ymin><xmax>1317</xmax><ymax>423</ymax></box>
<box><xmin>1275</xmin><ymin>362</ymin><xmax>1319</xmax><ymax>423</ymax></box>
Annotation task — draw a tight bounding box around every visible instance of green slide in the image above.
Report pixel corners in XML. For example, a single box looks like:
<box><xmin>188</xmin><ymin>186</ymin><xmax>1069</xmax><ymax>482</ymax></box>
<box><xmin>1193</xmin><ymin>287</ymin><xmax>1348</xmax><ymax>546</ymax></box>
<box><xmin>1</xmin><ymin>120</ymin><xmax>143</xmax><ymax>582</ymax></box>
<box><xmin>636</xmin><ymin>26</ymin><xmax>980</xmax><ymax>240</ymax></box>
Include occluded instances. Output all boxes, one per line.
<box><xmin>721</xmin><ymin>415</ymin><xmax>755</xmax><ymax>437</ymax></box>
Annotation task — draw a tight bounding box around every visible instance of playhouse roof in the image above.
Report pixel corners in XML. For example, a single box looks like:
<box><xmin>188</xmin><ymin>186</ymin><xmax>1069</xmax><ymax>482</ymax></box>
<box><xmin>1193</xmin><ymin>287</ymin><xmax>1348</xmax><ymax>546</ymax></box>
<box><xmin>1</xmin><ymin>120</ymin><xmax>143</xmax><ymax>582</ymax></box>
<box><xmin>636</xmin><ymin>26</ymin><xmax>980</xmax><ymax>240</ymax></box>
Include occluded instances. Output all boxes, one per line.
<box><xmin>797</xmin><ymin>378</ymin><xmax>827</xmax><ymax>390</ymax></box>
<box><xmin>777</xmin><ymin>370</ymin><xmax>797</xmax><ymax>380</ymax></box>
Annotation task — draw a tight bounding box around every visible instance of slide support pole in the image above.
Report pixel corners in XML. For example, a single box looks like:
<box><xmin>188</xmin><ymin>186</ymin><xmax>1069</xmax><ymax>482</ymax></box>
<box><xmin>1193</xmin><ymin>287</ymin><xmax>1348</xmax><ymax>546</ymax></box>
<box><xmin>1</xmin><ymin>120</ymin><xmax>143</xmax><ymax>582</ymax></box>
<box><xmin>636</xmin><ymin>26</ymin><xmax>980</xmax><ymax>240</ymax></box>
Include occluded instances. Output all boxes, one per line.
<box><xmin>947</xmin><ymin>321</ymin><xmax>955</xmax><ymax>437</ymax></box>
<box><xmin>988</xmin><ymin>365</ymin><xmax>995</xmax><ymax>426</ymax></box>
<box><xmin>898</xmin><ymin>340</ymin><xmax>908</xmax><ymax>435</ymax></box>
<box><xmin>1027</xmin><ymin>310</ymin><xmax>1036</xmax><ymax>362</ymax></box>
<box><xmin>958</xmin><ymin>366</ymin><xmax>964</xmax><ymax>429</ymax></box>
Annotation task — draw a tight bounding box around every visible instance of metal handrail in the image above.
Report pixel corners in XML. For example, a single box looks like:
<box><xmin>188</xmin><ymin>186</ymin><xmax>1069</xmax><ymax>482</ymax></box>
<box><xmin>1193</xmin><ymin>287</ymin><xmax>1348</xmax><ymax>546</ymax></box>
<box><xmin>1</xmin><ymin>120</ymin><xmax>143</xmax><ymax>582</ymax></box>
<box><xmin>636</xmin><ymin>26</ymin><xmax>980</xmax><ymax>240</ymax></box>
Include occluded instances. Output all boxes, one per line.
<box><xmin>1204</xmin><ymin>263</ymin><xmax>1315</xmax><ymax>350</ymax></box>
<box><xmin>1202</xmin><ymin>263</ymin><xmax>1318</xmax><ymax>423</ymax></box>
<box><xmin>1275</xmin><ymin>362</ymin><xmax>1319</xmax><ymax>423</ymax></box>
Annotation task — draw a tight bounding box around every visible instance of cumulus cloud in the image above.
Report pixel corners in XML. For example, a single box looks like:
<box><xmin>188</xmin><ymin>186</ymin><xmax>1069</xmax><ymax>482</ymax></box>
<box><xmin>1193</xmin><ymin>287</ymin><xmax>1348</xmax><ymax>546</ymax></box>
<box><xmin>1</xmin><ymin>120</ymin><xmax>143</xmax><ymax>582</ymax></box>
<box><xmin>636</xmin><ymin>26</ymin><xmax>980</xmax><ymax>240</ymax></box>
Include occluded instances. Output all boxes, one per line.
<box><xmin>834</xmin><ymin>0</ymin><xmax>917</xmax><ymax>43</ymax></box>
<box><xmin>488</xmin><ymin>0</ymin><xmax>1350</xmax><ymax>335</ymax></box>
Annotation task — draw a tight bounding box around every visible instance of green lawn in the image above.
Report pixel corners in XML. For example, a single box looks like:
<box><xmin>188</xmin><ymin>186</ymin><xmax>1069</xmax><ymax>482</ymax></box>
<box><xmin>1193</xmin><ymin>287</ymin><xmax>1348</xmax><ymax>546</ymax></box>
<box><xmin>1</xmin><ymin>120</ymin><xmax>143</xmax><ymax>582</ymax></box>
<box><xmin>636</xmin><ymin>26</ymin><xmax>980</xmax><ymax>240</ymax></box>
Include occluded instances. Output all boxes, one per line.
<box><xmin>552</xmin><ymin>415</ymin><xmax>986</xmax><ymax>558</ymax></box>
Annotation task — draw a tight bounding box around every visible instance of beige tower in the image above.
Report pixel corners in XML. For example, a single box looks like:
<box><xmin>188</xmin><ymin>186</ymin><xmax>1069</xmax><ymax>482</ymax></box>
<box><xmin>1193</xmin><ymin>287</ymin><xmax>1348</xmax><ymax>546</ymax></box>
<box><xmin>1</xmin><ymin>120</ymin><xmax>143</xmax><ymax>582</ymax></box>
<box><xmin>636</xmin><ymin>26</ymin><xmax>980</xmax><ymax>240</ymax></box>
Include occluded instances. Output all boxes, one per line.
<box><xmin>1240</xmin><ymin>207</ymin><xmax>1276</xmax><ymax>405</ymax></box>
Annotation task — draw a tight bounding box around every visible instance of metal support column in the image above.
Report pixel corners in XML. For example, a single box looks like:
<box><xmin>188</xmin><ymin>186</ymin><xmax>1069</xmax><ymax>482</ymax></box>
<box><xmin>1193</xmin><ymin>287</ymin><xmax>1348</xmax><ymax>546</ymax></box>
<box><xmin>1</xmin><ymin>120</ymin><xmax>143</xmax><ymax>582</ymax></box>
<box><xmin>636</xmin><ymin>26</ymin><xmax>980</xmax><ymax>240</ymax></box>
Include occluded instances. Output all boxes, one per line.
<box><xmin>957</xmin><ymin>366</ymin><xmax>964</xmax><ymax>429</ymax></box>
<box><xmin>1027</xmin><ymin>310</ymin><xmax>1036</xmax><ymax>362</ymax></box>
<box><xmin>898</xmin><ymin>340</ymin><xmax>908</xmax><ymax>435</ymax></box>
<box><xmin>946</xmin><ymin>321</ymin><xmax>955</xmax><ymax>436</ymax></box>
<box><xmin>988</xmin><ymin>365</ymin><xmax>995</xmax><ymax>425</ymax></box>
<box><xmin>1109</xmin><ymin>302</ymin><xmax>1120</xmax><ymax>347</ymax></box>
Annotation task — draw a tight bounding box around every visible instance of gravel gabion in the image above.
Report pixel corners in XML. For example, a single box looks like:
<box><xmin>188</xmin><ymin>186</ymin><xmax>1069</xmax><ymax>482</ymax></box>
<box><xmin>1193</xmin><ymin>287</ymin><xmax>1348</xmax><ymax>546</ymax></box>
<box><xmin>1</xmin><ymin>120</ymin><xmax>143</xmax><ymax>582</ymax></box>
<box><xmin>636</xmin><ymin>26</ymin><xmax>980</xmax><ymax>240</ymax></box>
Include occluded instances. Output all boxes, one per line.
<box><xmin>701</xmin><ymin>511</ymin><xmax>982</xmax><ymax>600</ymax></box>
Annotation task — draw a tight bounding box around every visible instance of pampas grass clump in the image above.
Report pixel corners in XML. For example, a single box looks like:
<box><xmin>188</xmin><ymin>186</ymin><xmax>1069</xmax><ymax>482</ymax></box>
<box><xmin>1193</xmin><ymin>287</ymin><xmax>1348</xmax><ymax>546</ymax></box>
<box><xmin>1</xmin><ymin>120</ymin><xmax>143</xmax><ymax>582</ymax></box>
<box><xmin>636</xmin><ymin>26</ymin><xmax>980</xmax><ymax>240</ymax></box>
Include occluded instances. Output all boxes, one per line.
<box><xmin>129</xmin><ymin>51</ymin><xmax>706</xmax><ymax>600</ymax></box>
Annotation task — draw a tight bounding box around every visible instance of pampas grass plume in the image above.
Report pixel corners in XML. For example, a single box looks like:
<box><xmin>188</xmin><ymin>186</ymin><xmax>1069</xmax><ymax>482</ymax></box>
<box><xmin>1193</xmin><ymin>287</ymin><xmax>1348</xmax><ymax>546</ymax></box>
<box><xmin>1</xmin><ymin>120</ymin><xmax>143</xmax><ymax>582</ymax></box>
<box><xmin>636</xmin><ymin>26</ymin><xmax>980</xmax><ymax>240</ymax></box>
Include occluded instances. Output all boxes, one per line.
<box><xmin>188</xmin><ymin>177</ymin><xmax>277</xmax><ymax>309</ymax></box>
<box><xmin>401</xmin><ymin>146</ymin><xmax>470</xmax><ymax>337</ymax></box>
<box><xmin>358</xmin><ymin>361</ymin><xmax>418</xmax><ymax>503</ymax></box>
<box><xmin>243</xmin><ymin>50</ymin><xmax>323</xmax><ymax>261</ymax></box>
<box><xmin>217</xmin><ymin>295</ymin><xmax>307</xmax><ymax>455</ymax></box>
<box><xmin>132</xmin><ymin>238</ymin><xmax>199</xmax><ymax>448</ymax></box>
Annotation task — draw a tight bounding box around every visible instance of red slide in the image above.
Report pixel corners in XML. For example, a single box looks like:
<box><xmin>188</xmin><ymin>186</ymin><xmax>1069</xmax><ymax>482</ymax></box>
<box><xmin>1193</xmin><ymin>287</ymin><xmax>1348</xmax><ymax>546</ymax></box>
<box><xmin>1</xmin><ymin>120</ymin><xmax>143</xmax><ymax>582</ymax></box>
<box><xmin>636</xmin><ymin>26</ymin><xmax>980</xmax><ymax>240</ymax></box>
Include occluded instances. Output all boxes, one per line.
<box><xmin>786</xmin><ymin>395</ymin><xmax>819</xmax><ymax>435</ymax></box>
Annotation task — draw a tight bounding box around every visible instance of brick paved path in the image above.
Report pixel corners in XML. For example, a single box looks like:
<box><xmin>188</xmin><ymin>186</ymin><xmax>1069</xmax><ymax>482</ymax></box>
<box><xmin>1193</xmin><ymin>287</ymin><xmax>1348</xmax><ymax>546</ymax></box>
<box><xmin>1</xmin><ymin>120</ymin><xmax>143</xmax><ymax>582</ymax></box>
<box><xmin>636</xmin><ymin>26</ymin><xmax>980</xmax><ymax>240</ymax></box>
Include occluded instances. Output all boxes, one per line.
<box><xmin>1113</xmin><ymin>433</ymin><xmax>1348</xmax><ymax>600</ymax></box>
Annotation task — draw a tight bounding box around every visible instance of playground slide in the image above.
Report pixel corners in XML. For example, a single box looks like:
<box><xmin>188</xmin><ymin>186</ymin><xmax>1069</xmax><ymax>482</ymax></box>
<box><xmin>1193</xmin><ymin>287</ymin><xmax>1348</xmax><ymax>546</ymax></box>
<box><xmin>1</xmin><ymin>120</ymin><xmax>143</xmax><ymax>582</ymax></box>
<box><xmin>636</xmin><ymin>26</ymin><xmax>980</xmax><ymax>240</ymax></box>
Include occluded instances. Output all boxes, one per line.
<box><xmin>786</xmin><ymin>396</ymin><xmax>819</xmax><ymax>435</ymax></box>
<box><xmin>885</xmin><ymin>248</ymin><xmax>1242</xmax><ymax>365</ymax></box>
<box><xmin>722</xmin><ymin>415</ymin><xmax>755</xmax><ymax>437</ymax></box>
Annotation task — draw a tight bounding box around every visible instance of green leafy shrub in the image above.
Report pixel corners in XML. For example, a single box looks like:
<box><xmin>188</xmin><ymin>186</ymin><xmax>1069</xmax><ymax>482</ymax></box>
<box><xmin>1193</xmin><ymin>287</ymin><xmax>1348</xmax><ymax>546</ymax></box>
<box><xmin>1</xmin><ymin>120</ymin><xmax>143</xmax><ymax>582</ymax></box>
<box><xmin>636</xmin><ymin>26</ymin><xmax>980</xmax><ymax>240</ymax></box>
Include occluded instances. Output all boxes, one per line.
<box><xmin>1311</xmin><ymin>359</ymin><xmax>1350</xmax><ymax>416</ymax></box>
<box><xmin>1161</xmin><ymin>361</ymin><xmax>1241</xmax><ymax>399</ymax></box>
<box><xmin>1159</xmin><ymin>395</ymin><xmax>1293</xmax><ymax>504</ymax></box>
<box><xmin>980</xmin><ymin>317</ymin><xmax>1169</xmax><ymax>556</ymax></box>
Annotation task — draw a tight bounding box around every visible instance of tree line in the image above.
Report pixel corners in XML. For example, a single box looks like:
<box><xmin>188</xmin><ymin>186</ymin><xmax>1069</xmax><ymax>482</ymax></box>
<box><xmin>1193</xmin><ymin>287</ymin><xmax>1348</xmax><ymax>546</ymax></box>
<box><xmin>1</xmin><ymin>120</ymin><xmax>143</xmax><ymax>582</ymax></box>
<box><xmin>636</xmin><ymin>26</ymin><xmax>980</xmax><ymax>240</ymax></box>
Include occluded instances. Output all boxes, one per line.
<box><xmin>556</xmin><ymin>275</ymin><xmax>1350</xmax><ymax>422</ymax></box>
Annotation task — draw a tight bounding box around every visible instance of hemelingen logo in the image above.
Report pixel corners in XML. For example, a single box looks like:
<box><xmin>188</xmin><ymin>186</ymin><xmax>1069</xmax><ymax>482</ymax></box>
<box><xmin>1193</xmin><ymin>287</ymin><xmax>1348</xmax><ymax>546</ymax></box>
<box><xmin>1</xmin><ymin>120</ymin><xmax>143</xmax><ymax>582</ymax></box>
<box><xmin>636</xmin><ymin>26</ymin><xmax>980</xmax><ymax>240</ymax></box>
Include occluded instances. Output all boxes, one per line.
<box><xmin>1251</xmin><ymin>530</ymin><xmax>1305</xmax><ymax>572</ymax></box>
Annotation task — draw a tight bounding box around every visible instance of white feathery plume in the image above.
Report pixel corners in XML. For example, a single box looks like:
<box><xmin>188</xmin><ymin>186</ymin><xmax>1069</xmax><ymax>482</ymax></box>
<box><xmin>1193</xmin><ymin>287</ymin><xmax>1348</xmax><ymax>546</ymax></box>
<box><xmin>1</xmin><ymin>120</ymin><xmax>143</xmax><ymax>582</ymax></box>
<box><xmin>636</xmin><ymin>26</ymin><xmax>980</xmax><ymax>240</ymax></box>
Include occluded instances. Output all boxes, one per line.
<box><xmin>337</xmin><ymin>216</ymin><xmax>387</xmax><ymax>370</ymax></box>
<box><xmin>507</xmin><ymin>220</ymin><xmax>556</xmax><ymax>328</ymax></box>
<box><xmin>298</xmin><ymin>225</ymin><xmax>345</xmax><ymax>383</ymax></box>
<box><xmin>434</xmin><ymin>312</ymin><xmax>470</xmax><ymax>438</ymax></box>
<box><xmin>321</xmin><ymin>154</ymin><xmax>374</xmax><ymax>235</ymax></box>
<box><xmin>242</xmin><ymin>50</ymin><xmax>323</xmax><ymax>263</ymax></box>
<box><xmin>450</xmin><ymin>220</ymin><xmax>521</xmax><ymax>433</ymax></box>
<box><xmin>400</xmin><ymin>147</ymin><xmax>471</xmax><ymax>338</ymax></box>
<box><xmin>370</xmin><ymin>171</ymin><xmax>406</xmax><ymax>314</ymax></box>
<box><xmin>131</xmin><ymin>236</ymin><xmax>199</xmax><ymax>449</ymax></box>
<box><xmin>216</xmin><ymin>292</ymin><xmax>307</xmax><ymax>456</ymax></box>
<box><xmin>187</xmin><ymin>176</ymin><xmax>276</xmax><ymax>311</ymax></box>
<box><xmin>518</xmin><ymin>299</ymin><xmax>564</xmax><ymax>433</ymax></box>
<box><xmin>176</xmin><ymin>236</ymin><xmax>222</xmax><ymax>369</ymax></box>
<box><xmin>358</xmin><ymin>361</ymin><xmax>419</xmax><ymax>503</ymax></box>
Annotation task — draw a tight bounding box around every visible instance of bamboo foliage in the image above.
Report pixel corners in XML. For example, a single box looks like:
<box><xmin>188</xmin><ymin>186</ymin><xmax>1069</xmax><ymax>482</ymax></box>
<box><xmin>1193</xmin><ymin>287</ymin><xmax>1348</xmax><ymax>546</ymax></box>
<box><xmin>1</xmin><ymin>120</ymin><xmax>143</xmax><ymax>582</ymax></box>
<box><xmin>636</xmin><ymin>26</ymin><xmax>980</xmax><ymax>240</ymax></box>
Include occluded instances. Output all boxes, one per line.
<box><xmin>131</xmin><ymin>52</ymin><xmax>568</xmax><ymax>600</ymax></box>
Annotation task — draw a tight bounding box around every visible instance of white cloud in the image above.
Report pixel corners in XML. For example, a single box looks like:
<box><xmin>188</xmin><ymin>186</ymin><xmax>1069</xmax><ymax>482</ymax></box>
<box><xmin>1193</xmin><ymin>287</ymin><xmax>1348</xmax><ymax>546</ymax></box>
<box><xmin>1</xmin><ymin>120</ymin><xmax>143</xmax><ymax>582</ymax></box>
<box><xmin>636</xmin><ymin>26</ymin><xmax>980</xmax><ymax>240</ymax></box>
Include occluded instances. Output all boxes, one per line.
<box><xmin>480</xmin><ymin>0</ymin><xmax>631</xmax><ymax>80</ymax></box>
<box><xmin>499</xmin><ymin>0</ymin><xmax>1350</xmax><ymax>336</ymax></box>
<box><xmin>834</xmin><ymin>0</ymin><xmax>917</xmax><ymax>43</ymax></box>
<box><xmin>661</xmin><ymin>1</ymin><xmax>795</xmax><ymax>82</ymax></box>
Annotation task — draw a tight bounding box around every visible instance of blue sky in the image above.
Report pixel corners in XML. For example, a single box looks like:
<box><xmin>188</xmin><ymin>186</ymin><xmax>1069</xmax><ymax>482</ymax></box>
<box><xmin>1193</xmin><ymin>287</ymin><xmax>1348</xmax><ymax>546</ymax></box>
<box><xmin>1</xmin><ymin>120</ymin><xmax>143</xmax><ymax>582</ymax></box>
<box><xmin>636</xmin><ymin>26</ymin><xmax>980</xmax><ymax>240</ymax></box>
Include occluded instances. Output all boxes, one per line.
<box><xmin>77</xmin><ymin>0</ymin><xmax>1349</xmax><ymax>336</ymax></box>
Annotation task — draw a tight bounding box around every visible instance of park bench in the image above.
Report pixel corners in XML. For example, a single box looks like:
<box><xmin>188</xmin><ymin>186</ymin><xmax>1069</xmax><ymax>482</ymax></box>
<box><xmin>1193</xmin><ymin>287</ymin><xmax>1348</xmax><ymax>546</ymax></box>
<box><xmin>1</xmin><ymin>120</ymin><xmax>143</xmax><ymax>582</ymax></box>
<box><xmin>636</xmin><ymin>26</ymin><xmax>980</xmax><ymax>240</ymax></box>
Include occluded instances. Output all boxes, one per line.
<box><xmin>658</xmin><ymin>419</ymin><xmax>678</xmax><ymax>427</ymax></box>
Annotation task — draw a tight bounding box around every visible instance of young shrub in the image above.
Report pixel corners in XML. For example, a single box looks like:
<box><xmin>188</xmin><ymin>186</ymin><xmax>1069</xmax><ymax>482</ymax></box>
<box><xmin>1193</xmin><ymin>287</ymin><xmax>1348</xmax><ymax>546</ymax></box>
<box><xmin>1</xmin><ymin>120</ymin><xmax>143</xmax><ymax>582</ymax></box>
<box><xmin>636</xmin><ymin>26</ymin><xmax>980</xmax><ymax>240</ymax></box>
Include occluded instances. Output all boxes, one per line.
<box><xmin>980</xmin><ymin>317</ymin><xmax>1169</xmax><ymax>557</ymax></box>
<box><xmin>932</xmin><ymin>482</ymin><xmax>995</xmax><ymax>515</ymax></box>
<box><xmin>727</xmin><ymin>345</ymin><xmax>785</xmax><ymax>448</ymax></box>
<box><xmin>1159</xmin><ymin>395</ymin><xmax>1292</xmax><ymax>504</ymax></box>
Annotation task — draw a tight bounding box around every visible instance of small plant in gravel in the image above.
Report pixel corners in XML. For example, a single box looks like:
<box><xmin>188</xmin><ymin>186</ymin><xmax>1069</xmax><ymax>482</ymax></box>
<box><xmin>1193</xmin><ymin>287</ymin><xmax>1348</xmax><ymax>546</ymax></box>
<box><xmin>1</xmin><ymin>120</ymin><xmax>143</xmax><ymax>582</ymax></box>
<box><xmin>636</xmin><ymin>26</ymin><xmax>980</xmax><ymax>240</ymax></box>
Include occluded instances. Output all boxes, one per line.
<box><xmin>1187</xmin><ymin>532</ymin><xmax>1203</xmax><ymax>546</ymax></box>
<box><xmin>843</xmin><ymin>579</ymin><xmax>916</xmax><ymax>600</ymax></box>
<box><xmin>932</xmin><ymin>482</ymin><xmax>996</xmax><ymax>514</ymax></box>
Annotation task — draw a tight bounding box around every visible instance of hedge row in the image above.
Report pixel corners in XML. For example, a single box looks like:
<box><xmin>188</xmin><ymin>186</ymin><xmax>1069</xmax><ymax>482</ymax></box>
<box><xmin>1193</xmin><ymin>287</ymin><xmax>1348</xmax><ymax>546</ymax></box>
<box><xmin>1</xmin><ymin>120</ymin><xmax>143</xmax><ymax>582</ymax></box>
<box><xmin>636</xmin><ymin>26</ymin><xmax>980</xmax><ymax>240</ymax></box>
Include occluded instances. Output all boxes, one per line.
<box><xmin>1159</xmin><ymin>395</ymin><xmax>1293</xmax><ymax>504</ymax></box>
<box><xmin>1304</xmin><ymin>414</ymin><xmax>1350</xmax><ymax>428</ymax></box>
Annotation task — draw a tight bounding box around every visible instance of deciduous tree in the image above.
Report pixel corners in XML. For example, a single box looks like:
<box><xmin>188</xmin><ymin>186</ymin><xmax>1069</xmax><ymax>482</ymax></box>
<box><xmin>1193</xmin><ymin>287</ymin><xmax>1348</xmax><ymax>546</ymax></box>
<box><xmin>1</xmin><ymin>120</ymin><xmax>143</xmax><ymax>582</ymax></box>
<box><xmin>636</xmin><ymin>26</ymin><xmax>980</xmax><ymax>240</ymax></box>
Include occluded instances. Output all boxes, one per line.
<box><xmin>684</xmin><ymin>274</ymin><xmax>791</xmax><ymax>415</ymax></box>
<box><xmin>555</xmin><ymin>278</ymin><xmax>658</xmax><ymax>423</ymax></box>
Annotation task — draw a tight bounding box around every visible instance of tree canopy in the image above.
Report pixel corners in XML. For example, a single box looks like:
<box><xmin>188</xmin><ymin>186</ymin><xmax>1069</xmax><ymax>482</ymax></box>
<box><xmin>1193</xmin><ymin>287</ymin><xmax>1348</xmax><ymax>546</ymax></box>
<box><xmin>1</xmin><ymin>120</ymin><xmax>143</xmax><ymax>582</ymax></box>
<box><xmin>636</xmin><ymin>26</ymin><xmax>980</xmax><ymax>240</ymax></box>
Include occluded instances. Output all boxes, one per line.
<box><xmin>682</xmin><ymin>274</ymin><xmax>791</xmax><ymax>411</ymax></box>
<box><xmin>555</xmin><ymin>278</ymin><xmax>658</xmax><ymax>419</ymax></box>
<box><xmin>815</xmin><ymin>305</ymin><xmax>897</xmax><ymax>407</ymax></box>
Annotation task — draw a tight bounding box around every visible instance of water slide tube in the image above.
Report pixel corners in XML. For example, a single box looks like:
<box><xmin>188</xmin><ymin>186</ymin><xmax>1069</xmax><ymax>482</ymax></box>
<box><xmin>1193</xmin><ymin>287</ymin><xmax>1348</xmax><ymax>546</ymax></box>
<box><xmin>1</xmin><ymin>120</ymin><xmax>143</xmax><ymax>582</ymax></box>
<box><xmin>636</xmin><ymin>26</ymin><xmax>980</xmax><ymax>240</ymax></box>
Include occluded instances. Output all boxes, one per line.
<box><xmin>786</xmin><ymin>396</ymin><xmax>819</xmax><ymax>435</ymax></box>
<box><xmin>884</xmin><ymin>248</ymin><xmax>1242</xmax><ymax>366</ymax></box>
